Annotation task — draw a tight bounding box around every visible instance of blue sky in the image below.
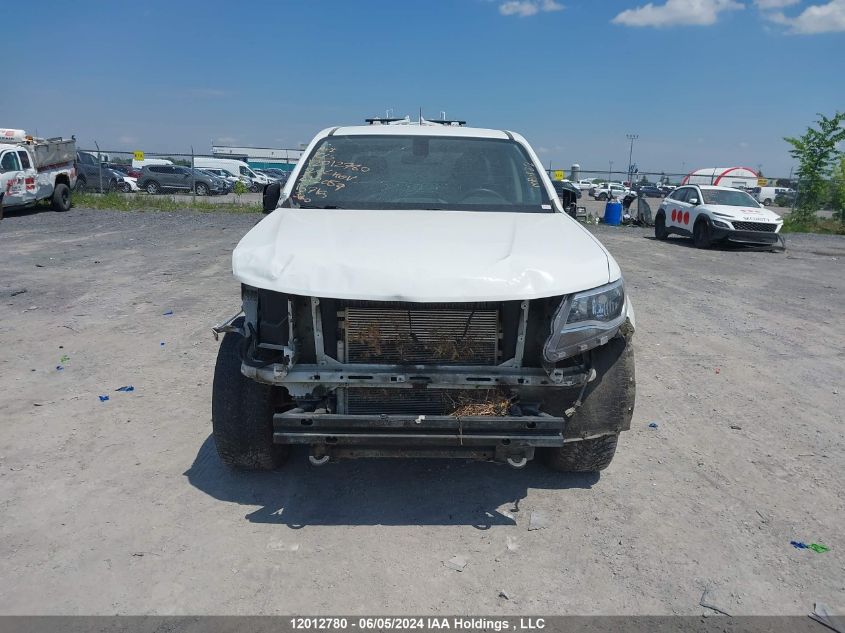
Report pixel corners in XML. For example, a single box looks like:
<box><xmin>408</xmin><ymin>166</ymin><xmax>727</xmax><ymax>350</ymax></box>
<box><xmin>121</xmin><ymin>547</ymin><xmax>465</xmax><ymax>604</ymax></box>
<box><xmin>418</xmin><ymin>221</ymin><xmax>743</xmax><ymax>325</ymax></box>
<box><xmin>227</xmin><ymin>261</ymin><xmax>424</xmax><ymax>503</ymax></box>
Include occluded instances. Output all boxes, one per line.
<box><xmin>4</xmin><ymin>0</ymin><xmax>843</xmax><ymax>177</ymax></box>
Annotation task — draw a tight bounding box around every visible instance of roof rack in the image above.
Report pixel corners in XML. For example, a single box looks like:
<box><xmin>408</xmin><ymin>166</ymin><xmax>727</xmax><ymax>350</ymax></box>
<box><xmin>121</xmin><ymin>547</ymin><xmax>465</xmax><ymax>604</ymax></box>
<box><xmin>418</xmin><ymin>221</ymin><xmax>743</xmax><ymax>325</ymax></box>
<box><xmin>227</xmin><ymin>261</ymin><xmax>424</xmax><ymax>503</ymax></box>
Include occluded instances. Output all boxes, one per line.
<box><xmin>364</xmin><ymin>117</ymin><xmax>407</xmax><ymax>125</ymax></box>
<box><xmin>427</xmin><ymin>118</ymin><xmax>466</xmax><ymax>127</ymax></box>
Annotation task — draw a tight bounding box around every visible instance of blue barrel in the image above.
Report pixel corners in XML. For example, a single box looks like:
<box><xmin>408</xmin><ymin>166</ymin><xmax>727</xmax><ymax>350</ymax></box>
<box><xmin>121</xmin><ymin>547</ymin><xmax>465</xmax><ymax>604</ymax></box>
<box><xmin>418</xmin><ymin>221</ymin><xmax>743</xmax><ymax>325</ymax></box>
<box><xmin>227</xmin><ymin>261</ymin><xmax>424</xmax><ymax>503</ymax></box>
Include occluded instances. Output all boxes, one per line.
<box><xmin>604</xmin><ymin>201</ymin><xmax>622</xmax><ymax>225</ymax></box>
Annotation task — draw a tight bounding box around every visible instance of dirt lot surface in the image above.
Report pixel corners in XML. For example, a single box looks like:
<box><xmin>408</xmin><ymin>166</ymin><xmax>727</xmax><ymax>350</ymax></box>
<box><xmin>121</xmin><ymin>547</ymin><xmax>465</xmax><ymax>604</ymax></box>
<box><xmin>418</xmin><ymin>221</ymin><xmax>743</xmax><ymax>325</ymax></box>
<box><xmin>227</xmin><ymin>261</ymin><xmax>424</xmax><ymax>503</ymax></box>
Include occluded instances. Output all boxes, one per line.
<box><xmin>1</xmin><ymin>206</ymin><xmax>843</xmax><ymax>615</ymax></box>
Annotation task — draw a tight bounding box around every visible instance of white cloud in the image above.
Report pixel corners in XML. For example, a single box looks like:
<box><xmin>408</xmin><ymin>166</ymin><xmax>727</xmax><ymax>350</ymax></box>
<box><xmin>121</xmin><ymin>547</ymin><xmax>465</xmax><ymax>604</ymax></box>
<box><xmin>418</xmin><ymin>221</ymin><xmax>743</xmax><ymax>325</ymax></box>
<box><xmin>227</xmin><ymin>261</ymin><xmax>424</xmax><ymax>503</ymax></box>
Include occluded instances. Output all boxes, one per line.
<box><xmin>499</xmin><ymin>0</ymin><xmax>563</xmax><ymax>17</ymax></box>
<box><xmin>117</xmin><ymin>136</ymin><xmax>138</xmax><ymax>145</ymax></box>
<box><xmin>766</xmin><ymin>0</ymin><xmax>845</xmax><ymax>32</ymax></box>
<box><xmin>612</xmin><ymin>0</ymin><xmax>744</xmax><ymax>27</ymax></box>
<box><xmin>754</xmin><ymin>0</ymin><xmax>799</xmax><ymax>8</ymax></box>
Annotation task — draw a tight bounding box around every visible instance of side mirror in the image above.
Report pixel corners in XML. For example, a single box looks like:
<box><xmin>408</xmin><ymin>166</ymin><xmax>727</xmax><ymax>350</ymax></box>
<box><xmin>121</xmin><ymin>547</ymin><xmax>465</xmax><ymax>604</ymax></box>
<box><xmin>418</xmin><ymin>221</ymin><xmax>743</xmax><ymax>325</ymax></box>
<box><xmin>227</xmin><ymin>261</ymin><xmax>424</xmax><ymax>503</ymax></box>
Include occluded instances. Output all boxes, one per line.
<box><xmin>689</xmin><ymin>197</ymin><xmax>699</xmax><ymax>205</ymax></box>
<box><xmin>263</xmin><ymin>182</ymin><xmax>281</xmax><ymax>214</ymax></box>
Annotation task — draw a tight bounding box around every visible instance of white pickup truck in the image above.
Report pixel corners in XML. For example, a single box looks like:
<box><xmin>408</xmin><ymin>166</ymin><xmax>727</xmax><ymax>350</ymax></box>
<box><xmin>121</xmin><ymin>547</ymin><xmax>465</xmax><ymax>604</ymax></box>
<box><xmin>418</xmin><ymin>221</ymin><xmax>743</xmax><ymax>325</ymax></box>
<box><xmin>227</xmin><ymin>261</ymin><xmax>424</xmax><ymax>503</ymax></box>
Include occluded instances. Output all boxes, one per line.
<box><xmin>0</xmin><ymin>128</ymin><xmax>76</xmax><ymax>220</ymax></box>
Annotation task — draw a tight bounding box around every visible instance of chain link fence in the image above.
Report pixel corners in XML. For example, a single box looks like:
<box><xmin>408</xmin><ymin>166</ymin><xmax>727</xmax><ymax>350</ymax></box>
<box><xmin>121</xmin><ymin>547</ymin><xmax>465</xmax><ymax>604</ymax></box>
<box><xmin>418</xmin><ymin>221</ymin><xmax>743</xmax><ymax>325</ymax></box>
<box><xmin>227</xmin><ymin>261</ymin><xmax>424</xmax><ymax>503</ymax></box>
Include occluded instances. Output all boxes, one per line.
<box><xmin>74</xmin><ymin>146</ymin><xmax>300</xmax><ymax>198</ymax></box>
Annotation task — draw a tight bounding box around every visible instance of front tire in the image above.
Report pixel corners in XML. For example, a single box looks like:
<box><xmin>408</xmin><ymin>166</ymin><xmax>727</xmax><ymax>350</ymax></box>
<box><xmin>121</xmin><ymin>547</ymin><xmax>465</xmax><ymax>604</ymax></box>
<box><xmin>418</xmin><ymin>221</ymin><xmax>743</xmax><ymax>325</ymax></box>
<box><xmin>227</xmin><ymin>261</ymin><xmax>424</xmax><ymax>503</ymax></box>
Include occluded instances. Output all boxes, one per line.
<box><xmin>654</xmin><ymin>211</ymin><xmax>668</xmax><ymax>240</ymax></box>
<box><xmin>693</xmin><ymin>218</ymin><xmax>712</xmax><ymax>249</ymax></box>
<box><xmin>51</xmin><ymin>183</ymin><xmax>71</xmax><ymax>212</ymax></box>
<box><xmin>145</xmin><ymin>181</ymin><xmax>161</xmax><ymax>195</ymax></box>
<box><xmin>599</xmin><ymin>193</ymin><xmax>608</xmax><ymax>201</ymax></box>
<box><xmin>120</xmin><ymin>181</ymin><xmax>131</xmax><ymax>193</ymax></box>
<box><xmin>543</xmin><ymin>434</ymin><xmax>619</xmax><ymax>472</ymax></box>
<box><xmin>212</xmin><ymin>318</ymin><xmax>289</xmax><ymax>470</ymax></box>
<box><xmin>74</xmin><ymin>177</ymin><xmax>87</xmax><ymax>193</ymax></box>
<box><xmin>195</xmin><ymin>182</ymin><xmax>209</xmax><ymax>196</ymax></box>
<box><xmin>763</xmin><ymin>198</ymin><xmax>772</xmax><ymax>206</ymax></box>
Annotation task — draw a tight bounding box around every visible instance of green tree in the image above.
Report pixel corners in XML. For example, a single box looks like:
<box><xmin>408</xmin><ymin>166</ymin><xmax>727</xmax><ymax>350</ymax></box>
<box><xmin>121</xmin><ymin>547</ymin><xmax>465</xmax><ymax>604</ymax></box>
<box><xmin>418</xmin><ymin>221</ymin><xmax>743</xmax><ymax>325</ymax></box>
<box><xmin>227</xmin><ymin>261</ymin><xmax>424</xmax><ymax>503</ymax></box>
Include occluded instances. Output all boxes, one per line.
<box><xmin>784</xmin><ymin>112</ymin><xmax>845</xmax><ymax>221</ymax></box>
<box><xmin>830</xmin><ymin>156</ymin><xmax>845</xmax><ymax>223</ymax></box>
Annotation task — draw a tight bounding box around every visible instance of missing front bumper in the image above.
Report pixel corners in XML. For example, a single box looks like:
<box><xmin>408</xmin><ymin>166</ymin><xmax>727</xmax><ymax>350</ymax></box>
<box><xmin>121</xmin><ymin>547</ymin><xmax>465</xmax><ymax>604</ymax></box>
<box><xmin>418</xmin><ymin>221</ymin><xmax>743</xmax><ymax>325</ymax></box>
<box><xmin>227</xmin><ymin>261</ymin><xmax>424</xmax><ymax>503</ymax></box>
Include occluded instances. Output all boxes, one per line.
<box><xmin>274</xmin><ymin>409</ymin><xmax>567</xmax><ymax>463</ymax></box>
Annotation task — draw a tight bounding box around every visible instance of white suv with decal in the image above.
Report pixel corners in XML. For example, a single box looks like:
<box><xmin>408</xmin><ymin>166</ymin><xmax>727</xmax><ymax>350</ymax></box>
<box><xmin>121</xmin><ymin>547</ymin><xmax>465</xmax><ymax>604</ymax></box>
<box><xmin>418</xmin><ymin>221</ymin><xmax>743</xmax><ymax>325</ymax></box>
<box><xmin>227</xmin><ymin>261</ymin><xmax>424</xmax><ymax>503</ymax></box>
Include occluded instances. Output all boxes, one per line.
<box><xmin>654</xmin><ymin>184</ymin><xmax>783</xmax><ymax>249</ymax></box>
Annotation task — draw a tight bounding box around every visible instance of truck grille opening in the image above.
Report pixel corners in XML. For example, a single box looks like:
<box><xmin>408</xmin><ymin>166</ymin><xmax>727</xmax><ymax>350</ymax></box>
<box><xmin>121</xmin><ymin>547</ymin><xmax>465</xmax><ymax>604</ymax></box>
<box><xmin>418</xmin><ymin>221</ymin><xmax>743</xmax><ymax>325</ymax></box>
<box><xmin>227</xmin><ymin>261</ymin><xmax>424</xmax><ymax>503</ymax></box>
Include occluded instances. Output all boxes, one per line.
<box><xmin>345</xmin><ymin>388</ymin><xmax>509</xmax><ymax>416</ymax></box>
<box><xmin>343</xmin><ymin>306</ymin><xmax>498</xmax><ymax>365</ymax></box>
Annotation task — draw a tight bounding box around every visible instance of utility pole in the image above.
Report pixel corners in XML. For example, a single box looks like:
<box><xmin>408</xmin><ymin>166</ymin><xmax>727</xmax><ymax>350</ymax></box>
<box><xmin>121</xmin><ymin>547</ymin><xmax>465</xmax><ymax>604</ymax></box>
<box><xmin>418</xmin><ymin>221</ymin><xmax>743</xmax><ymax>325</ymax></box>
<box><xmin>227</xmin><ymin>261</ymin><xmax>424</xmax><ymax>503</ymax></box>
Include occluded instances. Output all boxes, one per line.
<box><xmin>626</xmin><ymin>134</ymin><xmax>638</xmax><ymax>186</ymax></box>
<box><xmin>608</xmin><ymin>161</ymin><xmax>613</xmax><ymax>182</ymax></box>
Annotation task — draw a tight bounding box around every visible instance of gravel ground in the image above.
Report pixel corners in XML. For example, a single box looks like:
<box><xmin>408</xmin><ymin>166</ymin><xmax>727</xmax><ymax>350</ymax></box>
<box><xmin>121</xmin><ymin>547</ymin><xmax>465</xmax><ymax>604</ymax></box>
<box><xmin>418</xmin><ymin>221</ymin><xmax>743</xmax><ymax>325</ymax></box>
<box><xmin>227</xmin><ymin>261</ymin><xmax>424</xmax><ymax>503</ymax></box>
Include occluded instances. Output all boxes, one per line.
<box><xmin>0</xmin><ymin>206</ymin><xmax>843</xmax><ymax>615</ymax></box>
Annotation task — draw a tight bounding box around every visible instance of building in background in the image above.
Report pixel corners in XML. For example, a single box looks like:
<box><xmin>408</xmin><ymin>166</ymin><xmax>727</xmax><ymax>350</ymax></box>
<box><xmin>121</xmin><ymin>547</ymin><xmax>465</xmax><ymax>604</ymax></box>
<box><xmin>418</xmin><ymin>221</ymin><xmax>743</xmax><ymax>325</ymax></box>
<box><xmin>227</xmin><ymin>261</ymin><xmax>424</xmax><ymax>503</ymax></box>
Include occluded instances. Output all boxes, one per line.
<box><xmin>211</xmin><ymin>144</ymin><xmax>303</xmax><ymax>172</ymax></box>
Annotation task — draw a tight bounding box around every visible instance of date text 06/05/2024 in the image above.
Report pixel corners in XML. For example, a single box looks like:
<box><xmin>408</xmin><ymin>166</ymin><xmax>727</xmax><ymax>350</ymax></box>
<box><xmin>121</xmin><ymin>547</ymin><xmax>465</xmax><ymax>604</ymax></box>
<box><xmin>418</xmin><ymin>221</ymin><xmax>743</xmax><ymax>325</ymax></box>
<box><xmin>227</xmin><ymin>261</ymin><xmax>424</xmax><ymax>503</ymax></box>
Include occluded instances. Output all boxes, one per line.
<box><xmin>289</xmin><ymin>617</ymin><xmax>547</xmax><ymax>630</ymax></box>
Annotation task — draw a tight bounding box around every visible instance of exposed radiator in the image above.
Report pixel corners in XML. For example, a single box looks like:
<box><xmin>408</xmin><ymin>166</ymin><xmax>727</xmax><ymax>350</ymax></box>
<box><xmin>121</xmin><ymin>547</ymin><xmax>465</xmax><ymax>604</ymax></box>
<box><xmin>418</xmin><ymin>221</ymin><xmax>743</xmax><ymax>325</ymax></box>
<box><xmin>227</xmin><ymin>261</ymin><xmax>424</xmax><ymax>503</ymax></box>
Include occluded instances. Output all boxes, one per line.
<box><xmin>344</xmin><ymin>307</ymin><xmax>498</xmax><ymax>366</ymax></box>
<box><xmin>345</xmin><ymin>388</ymin><xmax>507</xmax><ymax>416</ymax></box>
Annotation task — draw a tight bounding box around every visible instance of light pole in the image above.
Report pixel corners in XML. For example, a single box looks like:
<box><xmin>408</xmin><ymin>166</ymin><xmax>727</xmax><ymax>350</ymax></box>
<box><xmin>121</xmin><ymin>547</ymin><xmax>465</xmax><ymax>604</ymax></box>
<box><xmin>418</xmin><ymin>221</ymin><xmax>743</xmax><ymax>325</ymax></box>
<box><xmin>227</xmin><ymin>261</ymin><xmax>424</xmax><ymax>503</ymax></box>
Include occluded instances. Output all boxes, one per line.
<box><xmin>626</xmin><ymin>133</ymin><xmax>638</xmax><ymax>186</ymax></box>
<box><xmin>608</xmin><ymin>161</ymin><xmax>613</xmax><ymax>182</ymax></box>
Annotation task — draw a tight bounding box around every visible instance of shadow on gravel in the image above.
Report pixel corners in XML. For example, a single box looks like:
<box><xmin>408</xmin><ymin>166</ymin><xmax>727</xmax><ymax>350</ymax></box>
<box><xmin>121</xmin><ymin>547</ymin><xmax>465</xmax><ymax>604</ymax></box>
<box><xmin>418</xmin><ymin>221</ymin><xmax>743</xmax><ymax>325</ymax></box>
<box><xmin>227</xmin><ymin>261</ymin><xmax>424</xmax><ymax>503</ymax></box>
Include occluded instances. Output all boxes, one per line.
<box><xmin>184</xmin><ymin>435</ymin><xmax>599</xmax><ymax>527</ymax></box>
<box><xmin>642</xmin><ymin>235</ymin><xmax>784</xmax><ymax>252</ymax></box>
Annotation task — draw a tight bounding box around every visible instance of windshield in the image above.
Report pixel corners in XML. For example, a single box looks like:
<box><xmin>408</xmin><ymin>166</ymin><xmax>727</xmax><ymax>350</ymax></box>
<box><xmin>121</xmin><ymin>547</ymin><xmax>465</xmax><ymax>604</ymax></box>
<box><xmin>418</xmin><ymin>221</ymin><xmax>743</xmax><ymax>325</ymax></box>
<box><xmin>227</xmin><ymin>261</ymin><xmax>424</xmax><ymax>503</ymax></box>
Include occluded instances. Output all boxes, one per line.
<box><xmin>290</xmin><ymin>134</ymin><xmax>551</xmax><ymax>212</ymax></box>
<box><xmin>701</xmin><ymin>189</ymin><xmax>760</xmax><ymax>207</ymax></box>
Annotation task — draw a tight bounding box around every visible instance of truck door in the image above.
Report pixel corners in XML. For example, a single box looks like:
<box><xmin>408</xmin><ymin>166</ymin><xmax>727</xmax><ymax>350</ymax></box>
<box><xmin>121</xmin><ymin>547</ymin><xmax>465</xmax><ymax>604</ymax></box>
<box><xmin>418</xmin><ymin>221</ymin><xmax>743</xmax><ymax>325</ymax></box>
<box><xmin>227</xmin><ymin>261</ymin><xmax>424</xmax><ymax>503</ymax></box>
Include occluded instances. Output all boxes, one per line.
<box><xmin>0</xmin><ymin>150</ymin><xmax>27</xmax><ymax>207</ymax></box>
<box><xmin>17</xmin><ymin>150</ymin><xmax>38</xmax><ymax>202</ymax></box>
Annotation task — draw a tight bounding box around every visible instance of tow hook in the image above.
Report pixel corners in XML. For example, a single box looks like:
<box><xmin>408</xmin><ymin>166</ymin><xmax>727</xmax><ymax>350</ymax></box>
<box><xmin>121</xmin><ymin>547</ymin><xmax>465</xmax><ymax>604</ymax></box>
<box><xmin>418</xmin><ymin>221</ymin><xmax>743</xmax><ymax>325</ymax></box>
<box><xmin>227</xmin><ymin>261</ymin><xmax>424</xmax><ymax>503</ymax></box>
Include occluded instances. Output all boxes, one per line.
<box><xmin>308</xmin><ymin>451</ymin><xmax>330</xmax><ymax>466</ymax></box>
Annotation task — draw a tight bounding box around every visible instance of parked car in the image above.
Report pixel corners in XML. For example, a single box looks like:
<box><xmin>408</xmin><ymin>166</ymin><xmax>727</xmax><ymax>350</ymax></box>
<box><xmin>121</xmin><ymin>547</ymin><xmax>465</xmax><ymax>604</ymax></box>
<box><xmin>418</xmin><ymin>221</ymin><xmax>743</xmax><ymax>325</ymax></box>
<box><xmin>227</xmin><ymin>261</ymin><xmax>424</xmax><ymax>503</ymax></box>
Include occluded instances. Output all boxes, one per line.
<box><xmin>655</xmin><ymin>185</ymin><xmax>783</xmax><ymax>248</ymax></box>
<box><xmin>774</xmin><ymin>190</ymin><xmax>798</xmax><ymax>207</ymax></box>
<box><xmin>137</xmin><ymin>165</ymin><xmax>228</xmax><ymax>195</ymax></box>
<box><xmin>637</xmin><ymin>184</ymin><xmax>664</xmax><ymax>198</ymax></box>
<box><xmin>75</xmin><ymin>151</ymin><xmax>122</xmax><ymax>192</ymax></box>
<box><xmin>211</xmin><ymin>120</ymin><xmax>636</xmax><ymax>474</ymax></box>
<box><xmin>749</xmin><ymin>186</ymin><xmax>781</xmax><ymax>206</ymax></box>
<box><xmin>194</xmin><ymin>157</ymin><xmax>270</xmax><ymax>192</ymax></box>
<box><xmin>261</xmin><ymin>168</ymin><xmax>290</xmax><ymax>182</ymax></box>
<box><xmin>197</xmin><ymin>169</ymin><xmax>233</xmax><ymax>192</ymax></box>
<box><xmin>575</xmin><ymin>179</ymin><xmax>596</xmax><ymax>191</ymax></box>
<box><xmin>592</xmin><ymin>183</ymin><xmax>629</xmax><ymax>201</ymax></box>
<box><xmin>255</xmin><ymin>169</ymin><xmax>282</xmax><ymax>182</ymax></box>
<box><xmin>201</xmin><ymin>167</ymin><xmax>249</xmax><ymax>187</ymax></box>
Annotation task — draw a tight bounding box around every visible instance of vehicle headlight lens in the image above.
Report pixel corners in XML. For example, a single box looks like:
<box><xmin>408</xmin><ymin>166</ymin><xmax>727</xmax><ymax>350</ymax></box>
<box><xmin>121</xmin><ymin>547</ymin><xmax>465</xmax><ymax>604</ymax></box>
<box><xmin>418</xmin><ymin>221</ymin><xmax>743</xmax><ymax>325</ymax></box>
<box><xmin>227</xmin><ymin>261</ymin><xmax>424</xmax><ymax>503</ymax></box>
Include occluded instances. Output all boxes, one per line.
<box><xmin>543</xmin><ymin>279</ymin><xmax>627</xmax><ymax>362</ymax></box>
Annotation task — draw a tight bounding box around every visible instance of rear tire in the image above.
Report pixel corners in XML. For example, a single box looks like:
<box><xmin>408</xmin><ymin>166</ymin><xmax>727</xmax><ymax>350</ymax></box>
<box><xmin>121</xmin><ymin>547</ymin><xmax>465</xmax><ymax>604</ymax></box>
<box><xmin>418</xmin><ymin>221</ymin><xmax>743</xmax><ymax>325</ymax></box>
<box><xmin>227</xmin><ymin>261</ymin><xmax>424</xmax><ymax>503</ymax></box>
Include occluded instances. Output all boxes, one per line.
<box><xmin>145</xmin><ymin>181</ymin><xmax>161</xmax><ymax>195</ymax></box>
<box><xmin>74</xmin><ymin>177</ymin><xmax>87</xmax><ymax>193</ymax></box>
<box><xmin>543</xmin><ymin>434</ymin><xmax>619</xmax><ymax>472</ymax></box>
<box><xmin>212</xmin><ymin>318</ymin><xmax>289</xmax><ymax>471</ymax></box>
<box><xmin>51</xmin><ymin>183</ymin><xmax>71</xmax><ymax>212</ymax></box>
<box><xmin>763</xmin><ymin>198</ymin><xmax>772</xmax><ymax>206</ymax></box>
<box><xmin>599</xmin><ymin>193</ymin><xmax>608</xmax><ymax>201</ymax></box>
<box><xmin>693</xmin><ymin>218</ymin><xmax>712</xmax><ymax>249</ymax></box>
<box><xmin>654</xmin><ymin>211</ymin><xmax>668</xmax><ymax>240</ymax></box>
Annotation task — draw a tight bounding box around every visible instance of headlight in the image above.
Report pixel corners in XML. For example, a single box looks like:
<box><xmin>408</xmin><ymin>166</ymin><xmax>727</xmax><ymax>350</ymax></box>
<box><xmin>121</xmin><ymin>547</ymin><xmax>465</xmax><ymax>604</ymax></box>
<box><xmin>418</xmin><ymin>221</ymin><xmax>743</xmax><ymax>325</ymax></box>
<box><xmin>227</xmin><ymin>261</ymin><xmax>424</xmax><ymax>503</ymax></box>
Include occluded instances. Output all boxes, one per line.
<box><xmin>543</xmin><ymin>279</ymin><xmax>627</xmax><ymax>362</ymax></box>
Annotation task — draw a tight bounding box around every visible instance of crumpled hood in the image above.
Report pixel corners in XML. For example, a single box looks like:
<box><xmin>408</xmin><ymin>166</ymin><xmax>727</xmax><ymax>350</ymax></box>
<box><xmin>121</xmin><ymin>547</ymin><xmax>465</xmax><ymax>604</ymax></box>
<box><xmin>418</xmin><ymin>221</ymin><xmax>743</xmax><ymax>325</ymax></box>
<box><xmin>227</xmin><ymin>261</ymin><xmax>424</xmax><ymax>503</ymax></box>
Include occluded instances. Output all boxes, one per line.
<box><xmin>232</xmin><ymin>208</ymin><xmax>615</xmax><ymax>302</ymax></box>
<box><xmin>708</xmin><ymin>204</ymin><xmax>782</xmax><ymax>222</ymax></box>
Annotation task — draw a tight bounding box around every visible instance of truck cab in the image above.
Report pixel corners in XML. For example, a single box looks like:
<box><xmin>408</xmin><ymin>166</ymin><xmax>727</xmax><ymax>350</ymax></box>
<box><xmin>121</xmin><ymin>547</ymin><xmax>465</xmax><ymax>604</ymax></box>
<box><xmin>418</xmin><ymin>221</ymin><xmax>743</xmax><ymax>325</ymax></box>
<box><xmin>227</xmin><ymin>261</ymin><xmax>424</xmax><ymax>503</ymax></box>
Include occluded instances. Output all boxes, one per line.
<box><xmin>0</xmin><ymin>145</ymin><xmax>38</xmax><ymax>208</ymax></box>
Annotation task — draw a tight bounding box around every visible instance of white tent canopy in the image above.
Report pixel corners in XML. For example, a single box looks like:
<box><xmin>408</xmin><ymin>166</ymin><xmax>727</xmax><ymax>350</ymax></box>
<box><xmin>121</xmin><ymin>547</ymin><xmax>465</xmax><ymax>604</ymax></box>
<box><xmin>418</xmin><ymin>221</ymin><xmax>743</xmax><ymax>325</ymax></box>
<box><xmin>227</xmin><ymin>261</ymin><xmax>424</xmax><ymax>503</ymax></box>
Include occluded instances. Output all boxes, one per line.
<box><xmin>682</xmin><ymin>167</ymin><xmax>759</xmax><ymax>189</ymax></box>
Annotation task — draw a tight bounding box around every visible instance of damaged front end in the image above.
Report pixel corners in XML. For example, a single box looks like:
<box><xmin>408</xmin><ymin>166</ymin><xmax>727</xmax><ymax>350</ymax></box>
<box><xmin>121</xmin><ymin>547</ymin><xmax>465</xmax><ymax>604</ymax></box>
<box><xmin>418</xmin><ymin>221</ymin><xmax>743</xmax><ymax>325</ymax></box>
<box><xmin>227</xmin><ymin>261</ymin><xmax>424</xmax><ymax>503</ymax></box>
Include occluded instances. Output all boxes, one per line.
<box><xmin>218</xmin><ymin>283</ymin><xmax>634</xmax><ymax>466</ymax></box>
